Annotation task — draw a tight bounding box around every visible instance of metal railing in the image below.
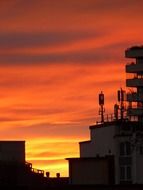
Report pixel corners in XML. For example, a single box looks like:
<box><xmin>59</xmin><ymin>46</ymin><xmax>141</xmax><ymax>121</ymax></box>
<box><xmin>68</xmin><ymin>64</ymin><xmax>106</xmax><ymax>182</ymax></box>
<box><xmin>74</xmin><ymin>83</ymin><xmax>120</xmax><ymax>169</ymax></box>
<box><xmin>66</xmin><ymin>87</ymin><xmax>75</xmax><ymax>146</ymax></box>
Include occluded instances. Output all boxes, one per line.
<box><xmin>25</xmin><ymin>161</ymin><xmax>44</xmax><ymax>176</ymax></box>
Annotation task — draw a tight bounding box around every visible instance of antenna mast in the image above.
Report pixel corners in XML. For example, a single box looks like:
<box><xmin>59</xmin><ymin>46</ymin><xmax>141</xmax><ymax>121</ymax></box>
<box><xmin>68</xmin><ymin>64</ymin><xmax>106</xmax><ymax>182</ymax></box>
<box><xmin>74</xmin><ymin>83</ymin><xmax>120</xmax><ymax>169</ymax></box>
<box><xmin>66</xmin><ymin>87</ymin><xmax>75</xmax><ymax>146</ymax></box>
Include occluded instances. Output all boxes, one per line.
<box><xmin>99</xmin><ymin>91</ymin><xmax>105</xmax><ymax>123</ymax></box>
<box><xmin>117</xmin><ymin>88</ymin><xmax>126</xmax><ymax>120</ymax></box>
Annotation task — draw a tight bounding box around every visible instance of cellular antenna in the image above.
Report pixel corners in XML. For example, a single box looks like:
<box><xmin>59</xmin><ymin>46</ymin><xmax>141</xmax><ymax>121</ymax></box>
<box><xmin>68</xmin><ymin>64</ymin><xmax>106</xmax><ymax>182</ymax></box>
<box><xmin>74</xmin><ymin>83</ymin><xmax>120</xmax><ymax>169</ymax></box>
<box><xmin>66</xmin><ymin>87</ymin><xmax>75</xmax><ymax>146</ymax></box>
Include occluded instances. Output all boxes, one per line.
<box><xmin>99</xmin><ymin>91</ymin><xmax>105</xmax><ymax>123</ymax></box>
<box><xmin>117</xmin><ymin>88</ymin><xmax>126</xmax><ymax>120</ymax></box>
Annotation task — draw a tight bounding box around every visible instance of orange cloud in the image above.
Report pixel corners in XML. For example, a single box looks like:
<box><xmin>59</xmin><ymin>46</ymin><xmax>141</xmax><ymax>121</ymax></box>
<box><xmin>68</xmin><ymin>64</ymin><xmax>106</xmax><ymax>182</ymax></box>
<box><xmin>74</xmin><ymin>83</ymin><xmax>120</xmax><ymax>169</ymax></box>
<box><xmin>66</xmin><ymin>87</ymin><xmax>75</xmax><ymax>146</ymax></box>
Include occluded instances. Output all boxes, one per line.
<box><xmin>26</xmin><ymin>139</ymin><xmax>79</xmax><ymax>176</ymax></box>
<box><xmin>0</xmin><ymin>63</ymin><xmax>125</xmax><ymax>176</ymax></box>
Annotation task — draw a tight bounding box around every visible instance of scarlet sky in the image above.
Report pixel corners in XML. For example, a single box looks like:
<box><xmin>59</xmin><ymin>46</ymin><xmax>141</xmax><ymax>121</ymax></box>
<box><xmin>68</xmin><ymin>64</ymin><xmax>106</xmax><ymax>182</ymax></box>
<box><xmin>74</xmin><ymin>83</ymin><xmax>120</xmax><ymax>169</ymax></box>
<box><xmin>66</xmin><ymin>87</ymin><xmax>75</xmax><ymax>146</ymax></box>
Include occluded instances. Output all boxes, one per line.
<box><xmin>0</xmin><ymin>0</ymin><xmax>143</xmax><ymax>176</ymax></box>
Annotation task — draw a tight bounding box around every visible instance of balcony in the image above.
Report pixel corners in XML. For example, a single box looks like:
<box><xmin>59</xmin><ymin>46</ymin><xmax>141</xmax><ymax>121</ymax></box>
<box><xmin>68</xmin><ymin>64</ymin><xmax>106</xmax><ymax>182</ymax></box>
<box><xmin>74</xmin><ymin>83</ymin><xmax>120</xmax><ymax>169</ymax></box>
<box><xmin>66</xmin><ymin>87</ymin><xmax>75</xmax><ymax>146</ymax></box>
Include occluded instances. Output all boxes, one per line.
<box><xmin>127</xmin><ymin>108</ymin><xmax>143</xmax><ymax>116</ymax></box>
<box><xmin>127</xmin><ymin>93</ymin><xmax>143</xmax><ymax>102</ymax></box>
<box><xmin>126</xmin><ymin>63</ymin><xmax>143</xmax><ymax>73</ymax></box>
<box><xmin>126</xmin><ymin>78</ymin><xmax>143</xmax><ymax>87</ymax></box>
<box><xmin>125</xmin><ymin>46</ymin><xmax>143</xmax><ymax>58</ymax></box>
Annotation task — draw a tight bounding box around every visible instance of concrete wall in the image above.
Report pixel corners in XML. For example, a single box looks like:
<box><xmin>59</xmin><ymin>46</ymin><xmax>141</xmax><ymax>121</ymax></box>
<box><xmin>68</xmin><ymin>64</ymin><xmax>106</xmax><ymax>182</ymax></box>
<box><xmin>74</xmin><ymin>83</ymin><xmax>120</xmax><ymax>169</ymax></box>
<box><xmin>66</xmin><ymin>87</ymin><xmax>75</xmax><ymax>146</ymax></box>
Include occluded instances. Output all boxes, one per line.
<box><xmin>80</xmin><ymin>125</ymin><xmax>116</xmax><ymax>157</ymax></box>
<box><xmin>0</xmin><ymin>141</ymin><xmax>25</xmax><ymax>163</ymax></box>
<box><xmin>79</xmin><ymin>122</ymin><xmax>143</xmax><ymax>184</ymax></box>
<box><xmin>68</xmin><ymin>157</ymin><xmax>114</xmax><ymax>185</ymax></box>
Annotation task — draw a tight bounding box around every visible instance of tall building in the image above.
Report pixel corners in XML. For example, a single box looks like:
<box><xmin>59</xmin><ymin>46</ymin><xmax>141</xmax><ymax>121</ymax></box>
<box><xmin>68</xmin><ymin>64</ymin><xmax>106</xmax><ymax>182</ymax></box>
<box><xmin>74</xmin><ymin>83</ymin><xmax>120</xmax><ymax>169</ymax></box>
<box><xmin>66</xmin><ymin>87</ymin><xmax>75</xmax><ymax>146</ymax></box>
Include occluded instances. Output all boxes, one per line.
<box><xmin>67</xmin><ymin>46</ymin><xmax>143</xmax><ymax>185</ymax></box>
<box><xmin>126</xmin><ymin>46</ymin><xmax>143</xmax><ymax>123</ymax></box>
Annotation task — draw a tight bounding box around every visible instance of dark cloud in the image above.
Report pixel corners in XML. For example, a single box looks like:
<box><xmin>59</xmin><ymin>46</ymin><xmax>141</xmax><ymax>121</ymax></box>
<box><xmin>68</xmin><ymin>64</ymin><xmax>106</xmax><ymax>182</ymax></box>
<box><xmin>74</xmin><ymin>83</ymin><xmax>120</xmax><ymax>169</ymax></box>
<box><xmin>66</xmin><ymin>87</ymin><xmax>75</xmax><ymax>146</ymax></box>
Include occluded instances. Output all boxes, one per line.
<box><xmin>0</xmin><ymin>53</ymin><xmax>109</xmax><ymax>65</ymax></box>
<box><xmin>0</xmin><ymin>40</ymin><xmax>132</xmax><ymax>64</ymax></box>
<box><xmin>22</xmin><ymin>0</ymin><xmax>143</xmax><ymax>14</ymax></box>
<box><xmin>77</xmin><ymin>0</ymin><xmax>143</xmax><ymax>12</ymax></box>
<box><xmin>0</xmin><ymin>31</ymin><xmax>102</xmax><ymax>49</ymax></box>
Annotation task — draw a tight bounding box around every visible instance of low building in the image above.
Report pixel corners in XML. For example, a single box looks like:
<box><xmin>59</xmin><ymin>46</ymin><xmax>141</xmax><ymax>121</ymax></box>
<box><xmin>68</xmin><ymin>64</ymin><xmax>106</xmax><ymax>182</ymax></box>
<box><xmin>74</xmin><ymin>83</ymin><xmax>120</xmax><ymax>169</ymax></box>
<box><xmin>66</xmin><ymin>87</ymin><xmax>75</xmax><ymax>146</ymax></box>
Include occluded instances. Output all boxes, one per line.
<box><xmin>66</xmin><ymin>156</ymin><xmax>114</xmax><ymax>185</ymax></box>
<box><xmin>0</xmin><ymin>141</ymin><xmax>45</xmax><ymax>186</ymax></box>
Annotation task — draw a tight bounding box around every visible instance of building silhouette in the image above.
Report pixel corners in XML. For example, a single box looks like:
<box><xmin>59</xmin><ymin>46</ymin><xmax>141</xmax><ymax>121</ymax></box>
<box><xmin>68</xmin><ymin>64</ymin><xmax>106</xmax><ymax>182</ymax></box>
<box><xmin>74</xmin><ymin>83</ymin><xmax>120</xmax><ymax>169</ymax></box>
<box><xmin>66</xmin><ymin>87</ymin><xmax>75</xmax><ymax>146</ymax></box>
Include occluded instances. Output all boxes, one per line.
<box><xmin>67</xmin><ymin>46</ymin><xmax>143</xmax><ymax>185</ymax></box>
<box><xmin>0</xmin><ymin>141</ymin><xmax>48</xmax><ymax>186</ymax></box>
<box><xmin>0</xmin><ymin>141</ymin><xmax>69</xmax><ymax>187</ymax></box>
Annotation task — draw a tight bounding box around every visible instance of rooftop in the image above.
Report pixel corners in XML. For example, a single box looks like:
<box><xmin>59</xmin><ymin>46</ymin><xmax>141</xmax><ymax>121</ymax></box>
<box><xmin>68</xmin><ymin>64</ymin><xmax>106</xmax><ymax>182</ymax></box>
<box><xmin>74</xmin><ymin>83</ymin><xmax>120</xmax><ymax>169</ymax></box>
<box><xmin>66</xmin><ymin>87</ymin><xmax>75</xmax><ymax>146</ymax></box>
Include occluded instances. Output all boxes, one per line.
<box><xmin>89</xmin><ymin>120</ymin><xmax>142</xmax><ymax>131</ymax></box>
<box><xmin>66</xmin><ymin>155</ymin><xmax>114</xmax><ymax>161</ymax></box>
<box><xmin>125</xmin><ymin>45</ymin><xmax>143</xmax><ymax>58</ymax></box>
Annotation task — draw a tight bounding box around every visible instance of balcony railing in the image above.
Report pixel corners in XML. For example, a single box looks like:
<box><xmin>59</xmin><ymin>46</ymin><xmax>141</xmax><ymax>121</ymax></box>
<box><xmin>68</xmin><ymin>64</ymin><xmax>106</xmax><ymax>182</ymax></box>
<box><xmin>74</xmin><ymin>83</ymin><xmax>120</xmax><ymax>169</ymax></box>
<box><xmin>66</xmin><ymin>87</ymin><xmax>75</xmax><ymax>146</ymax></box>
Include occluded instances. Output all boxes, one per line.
<box><xmin>126</xmin><ymin>78</ymin><xmax>143</xmax><ymax>87</ymax></box>
<box><xmin>31</xmin><ymin>168</ymin><xmax>44</xmax><ymax>175</ymax></box>
<box><xmin>126</xmin><ymin>63</ymin><xmax>143</xmax><ymax>73</ymax></box>
<box><xmin>127</xmin><ymin>107</ymin><xmax>143</xmax><ymax>116</ymax></box>
<box><xmin>25</xmin><ymin>161</ymin><xmax>44</xmax><ymax>176</ymax></box>
<box><xmin>127</xmin><ymin>93</ymin><xmax>143</xmax><ymax>102</ymax></box>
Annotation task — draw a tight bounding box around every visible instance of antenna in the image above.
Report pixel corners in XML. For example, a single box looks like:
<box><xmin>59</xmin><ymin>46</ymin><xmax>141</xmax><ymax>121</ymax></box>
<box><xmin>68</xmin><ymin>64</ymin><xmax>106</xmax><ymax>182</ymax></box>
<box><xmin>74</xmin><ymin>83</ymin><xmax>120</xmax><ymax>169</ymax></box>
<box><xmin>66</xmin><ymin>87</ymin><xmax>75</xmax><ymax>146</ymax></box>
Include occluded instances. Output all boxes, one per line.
<box><xmin>114</xmin><ymin>104</ymin><xmax>119</xmax><ymax>120</ymax></box>
<box><xmin>99</xmin><ymin>91</ymin><xmax>105</xmax><ymax>123</ymax></box>
<box><xmin>117</xmin><ymin>88</ymin><xmax>126</xmax><ymax>120</ymax></box>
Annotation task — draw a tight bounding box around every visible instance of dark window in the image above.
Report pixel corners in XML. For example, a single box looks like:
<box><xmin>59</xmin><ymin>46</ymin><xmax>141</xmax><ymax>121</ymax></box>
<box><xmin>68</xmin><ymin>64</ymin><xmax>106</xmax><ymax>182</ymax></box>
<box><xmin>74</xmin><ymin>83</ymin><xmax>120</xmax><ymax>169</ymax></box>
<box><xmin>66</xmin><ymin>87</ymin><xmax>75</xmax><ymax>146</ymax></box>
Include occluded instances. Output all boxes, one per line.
<box><xmin>120</xmin><ymin>166</ymin><xmax>125</xmax><ymax>180</ymax></box>
<box><xmin>120</xmin><ymin>166</ymin><xmax>131</xmax><ymax>181</ymax></box>
<box><xmin>120</xmin><ymin>142</ymin><xmax>131</xmax><ymax>156</ymax></box>
<box><xmin>119</xmin><ymin>157</ymin><xmax>132</xmax><ymax>165</ymax></box>
<box><xmin>120</xmin><ymin>142</ymin><xmax>125</xmax><ymax>156</ymax></box>
<box><xmin>126</xmin><ymin>166</ymin><xmax>131</xmax><ymax>180</ymax></box>
<box><xmin>126</xmin><ymin>142</ymin><xmax>131</xmax><ymax>155</ymax></box>
<box><xmin>140</xmin><ymin>146</ymin><xmax>143</xmax><ymax>155</ymax></box>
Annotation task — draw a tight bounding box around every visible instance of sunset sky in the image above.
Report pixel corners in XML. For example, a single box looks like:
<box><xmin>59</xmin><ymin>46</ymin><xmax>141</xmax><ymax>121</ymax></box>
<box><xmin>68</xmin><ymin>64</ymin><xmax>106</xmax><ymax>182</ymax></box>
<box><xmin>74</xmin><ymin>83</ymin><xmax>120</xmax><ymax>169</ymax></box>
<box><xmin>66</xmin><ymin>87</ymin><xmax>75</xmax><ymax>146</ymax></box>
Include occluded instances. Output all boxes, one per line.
<box><xmin>0</xmin><ymin>0</ymin><xmax>143</xmax><ymax>176</ymax></box>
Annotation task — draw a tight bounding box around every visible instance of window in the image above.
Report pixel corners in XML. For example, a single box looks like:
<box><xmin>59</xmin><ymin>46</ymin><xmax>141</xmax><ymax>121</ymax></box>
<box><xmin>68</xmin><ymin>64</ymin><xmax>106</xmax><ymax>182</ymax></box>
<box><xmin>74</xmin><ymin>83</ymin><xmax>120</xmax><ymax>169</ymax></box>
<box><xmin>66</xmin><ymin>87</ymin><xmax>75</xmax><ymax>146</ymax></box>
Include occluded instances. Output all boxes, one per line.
<box><xmin>126</xmin><ymin>142</ymin><xmax>131</xmax><ymax>155</ymax></box>
<box><xmin>120</xmin><ymin>142</ymin><xmax>131</xmax><ymax>156</ymax></box>
<box><xmin>120</xmin><ymin>142</ymin><xmax>124</xmax><ymax>156</ymax></box>
<box><xmin>140</xmin><ymin>146</ymin><xmax>143</xmax><ymax>155</ymax></box>
<box><xmin>120</xmin><ymin>166</ymin><xmax>125</xmax><ymax>180</ymax></box>
<box><xmin>119</xmin><ymin>142</ymin><xmax>132</xmax><ymax>183</ymax></box>
<box><xmin>120</xmin><ymin>166</ymin><xmax>132</xmax><ymax>181</ymax></box>
<box><xmin>126</xmin><ymin>166</ymin><xmax>131</xmax><ymax>179</ymax></box>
